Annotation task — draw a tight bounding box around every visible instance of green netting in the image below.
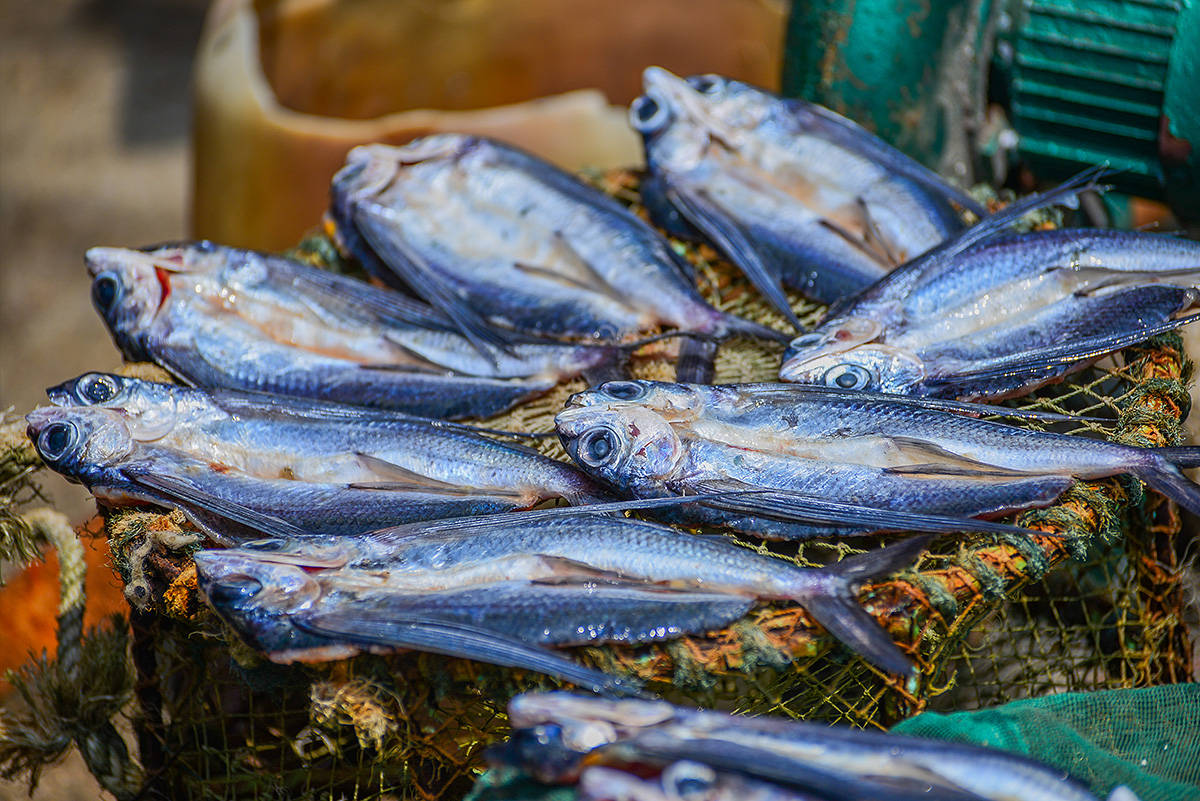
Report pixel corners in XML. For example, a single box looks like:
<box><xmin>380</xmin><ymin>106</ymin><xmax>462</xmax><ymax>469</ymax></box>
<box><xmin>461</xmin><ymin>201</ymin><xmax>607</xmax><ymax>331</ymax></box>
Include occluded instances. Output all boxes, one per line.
<box><xmin>892</xmin><ymin>684</ymin><xmax>1200</xmax><ymax>801</ymax></box>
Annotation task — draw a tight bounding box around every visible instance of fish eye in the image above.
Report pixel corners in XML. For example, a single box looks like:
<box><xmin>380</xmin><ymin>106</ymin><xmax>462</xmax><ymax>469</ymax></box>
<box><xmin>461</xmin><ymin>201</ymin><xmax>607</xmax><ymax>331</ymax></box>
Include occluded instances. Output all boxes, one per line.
<box><xmin>78</xmin><ymin>373</ymin><xmax>119</xmax><ymax>404</ymax></box>
<box><xmin>686</xmin><ymin>74</ymin><xmax>724</xmax><ymax>95</ymax></box>
<box><xmin>578</xmin><ymin>428</ymin><xmax>618</xmax><ymax>466</ymax></box>
<box><xmin>824</xmin><ymin>363</ymin><xmax>874</xmax><ymax>391</ymax></box>
<box><xmin>790</xmin><ymin>332</ymin><xmax>824</xmax><ymax>350</ymax></box>
<box><xmin>601</xmin><ymin>381</ymin><xmax>644</xmax><ymax>401</ymax></box>
<box><xmin>630</xmin><ymin>95</ymin><xmax>670</xmax><ymax>133</ymax></box>
<box><xmin>663</xmin><ymin>762</ymin><xmax>717</xmax><ymax>801</ymax></box>
<box><xmin>206</xmin><ymin>577</ymin><xmax>264</xmax><ymax>606</ymax></box>
<box><xmin>37</xmin><ymin>421</ymin><xmax>77</xmax><ymax>462</ymax></box>
<box><xmin>91</xmin><ymin>272</ymin><xmax>121</xmax><ymax>313</ymax></box>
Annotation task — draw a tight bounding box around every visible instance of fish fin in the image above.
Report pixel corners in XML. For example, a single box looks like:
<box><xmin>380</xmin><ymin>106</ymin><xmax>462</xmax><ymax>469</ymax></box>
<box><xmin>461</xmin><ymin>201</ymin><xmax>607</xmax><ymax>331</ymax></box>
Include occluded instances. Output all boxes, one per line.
<box><xmin>880</xmin><ymin>436</ymin><xmax>1029</xmax><ymax>474</ymax></box>
<box><xmin>855</xmin><ymin>197</ymin><xmax>901</xmax><ymax>266</ymax></box>
<box><xmin>1152</xmin><ymin>446</ymin><xmax>1200</xmax><ymax>469</ymax></box>
<box><xmin>294</xmin><ymin>611</ymin><xmax>645</xmax><ymax>697</ymax></box>
<box><xmin>352</xmin><ymin>452</ymin><xmax>477</xmax><ymax>490</ymax></box>
<box><xmin>1063</xmin><ymin>265</ymin><xmax>1200</xmax><ymax>296</ymax></box>
<box><xmin>1131</xmin><ymin>457</ymin><xmax>1200</xmax><ymax>517</ymax></box>
<box><xmin>928</xmin><ymin>312</ymin><xmax>1200</xmax><ymax>385</ymax></box>
<box><xmin>290</xmin><ymin>269</ymin><xmax>458</xmax><ymax>333</ymax></box>
<box><xmin>882</xmin><ymin>463</ymin><xmax>1033</xmax><ymax>477</ymax></box>
<box><xmin>354</xmin><ymin>199</ymin><xmax>516</xmax><ymax>358</ymax></box>
<box><xmin>917</xmin><ymin>166</ymin><xmax>1109</xmax><ymax>266</ymax></box>
<box><xmin>792</xmin><ymin>537</ymin><xmax>933</xmax><ymax>675</ymax></box>
<box><xmin>795</xmin><ymin>98</ymin><xmax>987</xmax><ymax>217</ymax></box>
<box><xmin>129</xmin><ymin>472</ymin><xmax>314</xmax><ymax>540</ymax></box>
<box><xmin>690</xmin><ymin>480</ymin><xmax>1051</xmax><ymax>537</ymax></box>
<box><xmin>675</xmin><ymin>336</ymin><xmax>718</xmax><ymax>384</ymax></box>
<box><xmin>665</xmin><ymin>185</ymin><xmax>805</xmax><ymax>331</ymax></box>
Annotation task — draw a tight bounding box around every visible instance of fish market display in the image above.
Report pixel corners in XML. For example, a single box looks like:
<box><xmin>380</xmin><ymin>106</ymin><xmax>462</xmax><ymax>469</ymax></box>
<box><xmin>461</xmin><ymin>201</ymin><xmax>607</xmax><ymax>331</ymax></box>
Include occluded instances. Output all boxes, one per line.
<box><xmin>329</xmin><ymin>135</ymin><xmax>783</xmax><ymax>351</ymax></box>
<box><xmin>555</xmin><ymin>380</ymin><xmax>1200</xmax><ymax>539</ymax></box>
<box><xmin>194</xmin><ymin>549</ymin><xmax>753</xmax><ymax>692</ymax></box>
<box><xmin>26</xmin><ymin>405</ymin><xmax>559</xmax><ymax>542</ymax></box>
<box><xmin>779</xmin><ymin>179</ymin><xmax>1200</xmax><ymax>399</ymax></box>
<box><xmin>630</xmin><ymin>67</ymin><xmax>982</xmax><ymax>323</ymax></box>
<box><xmin>497</xmin><ymin>692</ymin><xmax>1107</xmax><ymax>801</ymax></box>
<box><xmin>220</xmin><ymin>509</ymin><xmax>932</xmax><ymax>673</ymax></box>
<box><xmin>86</xmin><ymin>242</ymin><xmax>614</xmax><ymax>418</ymax></box>
<box><xmin>45</xmin><ymin>372</ymin><xmax>605</xmax><ymax>504</ymax></box>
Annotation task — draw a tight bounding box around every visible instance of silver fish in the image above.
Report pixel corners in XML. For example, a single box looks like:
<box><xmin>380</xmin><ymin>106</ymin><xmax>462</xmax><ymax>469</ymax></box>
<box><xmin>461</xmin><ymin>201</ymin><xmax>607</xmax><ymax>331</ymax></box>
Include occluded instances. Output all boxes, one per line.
<box><xmin>223</xmin><ymin>509</ymin><xmax>932</xmax><ymax>674</ymax></box>
<box><xmin>553</xmin><ymin>380</ymin><xmax>1200</xmax><ymax>538</ymax></box>
<box><xmin>45</xmin><ymin>372</ymin><xmax>605</xmax><ymax>504</ymax></box>
<box><xmin>26</xmin><ymin>405</ymin><xmax>548</xmax><ymax>543</ymax></box>
<box><xmin>328</xmin><ymin>135</ymin><xmax>784</xmax><ymax>349</ymax></box>
<box><xmin>85</xmin><ymin>242</ymin><xmax>613</xmax><ymax>419</ymax></box>
<box><xmin>630</xmin><ymin>67</ymin><xmax>979</xmax><ymax>325</ymax></box>
<box><xmin>503</xmin><ymin>692</ymin><xmax>1102</xmax><ymax>801</ymax></box>
<box><xmin>780</xmin><ymin>176</ymin><xmax>1200</xmax><ymax>399</ymax></box>
<box><xmin>192</xmin><ymin>551</ymin><xmax>642</xmax><ymax>695</ymax></box>
<box><xmin>578</xmin><ymin>762</ymin><xmax>817</xmax><ymax>801</ymax></box>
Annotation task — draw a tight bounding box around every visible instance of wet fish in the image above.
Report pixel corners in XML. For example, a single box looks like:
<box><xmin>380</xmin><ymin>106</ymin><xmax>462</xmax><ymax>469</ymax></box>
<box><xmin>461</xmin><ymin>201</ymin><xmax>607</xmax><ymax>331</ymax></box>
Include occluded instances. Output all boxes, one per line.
<box><xmin>45</xmin><ymin>372</ymin><xmax>605</xmax><ymax>504</ymax></box>
<box><xmin>328</xmin><ymin>135</ymin><xmax>784</xmax><ymax>350</ymax></box>
<box><xmin>85</xmin><ymin>242</ymin><xmax>614</xmax><ymax>419</ymax></box>
<box><xmin>554</xmin><ymin>380</ymin><xmax>1200</xmax><ymax>539</ymax></box>
<box><xmin>630</xmin><ymin>67</ymin><xmax>980</xmax><ymax>324</ymax></box>
<box><xmin>224</xmin><ymin>509</ymin><xmax>932</xmax><ymax>674</ymax></box>
<box><xmin>192</xmin><ymin>551</ymin><xmax>643</xmax><ymax>696</ymax></box>
<box><xmin>502</xmin><ymin>692</ymin><xmax>1103</xmax><ymax>801</ymax></box>
<box><xmin>26</xmin><ymin>405</ymin><xmax>550</xmax><ymax>543</ymax></box>
<box><xmin>578</xmin><ymin>762</ymin><xmax>817</xmax><ymax>801</ymax></box>
<box><xmin>779</xmin><ymin>174</ymin><xmax>1200</xmax><ymax>399</ymax></box>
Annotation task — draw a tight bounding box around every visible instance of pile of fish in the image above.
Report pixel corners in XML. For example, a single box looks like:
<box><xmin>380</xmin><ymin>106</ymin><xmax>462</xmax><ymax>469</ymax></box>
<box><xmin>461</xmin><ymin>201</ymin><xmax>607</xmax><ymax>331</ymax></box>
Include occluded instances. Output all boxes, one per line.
<box><xmin>25</xmin><ymin>66</ymin><xmax>1200</xmax><ymax>699</ymax></box>
<box><xmin>493</xmin><ymin>692</ymin><xmax>1137</xmax><ymax>801</ymax></box>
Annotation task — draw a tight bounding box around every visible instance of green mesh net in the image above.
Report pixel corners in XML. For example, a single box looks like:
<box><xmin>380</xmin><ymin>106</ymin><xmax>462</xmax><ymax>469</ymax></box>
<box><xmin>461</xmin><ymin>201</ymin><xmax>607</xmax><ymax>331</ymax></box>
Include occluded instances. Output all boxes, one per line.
<box><xmin>893</xmin><ymin>684</ymin><xmax>1200</xmax><ymax>801</ymax></box>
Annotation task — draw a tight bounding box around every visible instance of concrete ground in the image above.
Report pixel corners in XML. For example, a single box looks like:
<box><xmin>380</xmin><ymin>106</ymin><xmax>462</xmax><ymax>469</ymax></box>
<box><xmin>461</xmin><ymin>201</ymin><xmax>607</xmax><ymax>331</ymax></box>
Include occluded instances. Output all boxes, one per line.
<box><xmin>1</xmin><ymin>1</ymin><xmax>204</xmax><ymax>797</ymax></box>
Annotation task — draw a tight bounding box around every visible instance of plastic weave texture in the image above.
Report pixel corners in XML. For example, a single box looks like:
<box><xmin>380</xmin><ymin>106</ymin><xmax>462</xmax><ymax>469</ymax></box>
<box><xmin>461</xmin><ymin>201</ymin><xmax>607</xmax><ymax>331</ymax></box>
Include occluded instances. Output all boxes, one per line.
<box><xmin>84</xmin><ymin>171</ymin><xmax>1199</xmax><ymax>801</ymax></box>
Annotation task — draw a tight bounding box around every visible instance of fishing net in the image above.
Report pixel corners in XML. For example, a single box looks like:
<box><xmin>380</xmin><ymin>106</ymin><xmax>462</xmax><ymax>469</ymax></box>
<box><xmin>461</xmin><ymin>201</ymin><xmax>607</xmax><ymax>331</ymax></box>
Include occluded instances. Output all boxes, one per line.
<box><xmin>1</xmin><ymin>171</ymin><xmax>1196</xmax><ymax>800</ymax></box>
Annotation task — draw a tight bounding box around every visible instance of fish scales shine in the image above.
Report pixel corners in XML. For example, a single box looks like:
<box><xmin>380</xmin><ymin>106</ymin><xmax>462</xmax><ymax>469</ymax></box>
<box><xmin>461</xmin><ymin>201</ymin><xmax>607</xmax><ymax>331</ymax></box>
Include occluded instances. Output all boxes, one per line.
<box><xmin>630</xmin><ymin>67</ymin><xmax>975</xmax><ymax>323</ymax></box>
<box><xmin>555</xmin><ymin>380</ymin><xmax>1200</xmax><ymax>538</ymax></box>
<box><xmin>782</xmin><ymin>218</ymin><xmax>1200</xmax><ymax>399</ymax></box>
<box><xmin>46</xmin><ymin>373</ymin><xmax>604</xmax><ymax>504</ymax></box>
<box><xmin>330</xmin><ymin>135</ymin><xmax>781</xmax><ymax>345</ymax></box>
<box><xmin>26</xmin><ymin>406</ymin><xmax>552</xmax><ymax>542</ymax></box>
<box><xmin>504</xmin><ymin>693</ymin><xmax>1102</xmax><ymax>801</ymax></box>
<box><xmin>85</xmin><ymin>242</ymin><xmax>610</xmax><ymax>418</ymax></box>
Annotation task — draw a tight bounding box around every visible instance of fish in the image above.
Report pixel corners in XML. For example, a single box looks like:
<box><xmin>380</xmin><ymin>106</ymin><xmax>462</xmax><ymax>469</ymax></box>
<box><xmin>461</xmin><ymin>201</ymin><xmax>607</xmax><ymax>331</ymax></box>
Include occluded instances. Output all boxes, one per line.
<box><xmin>222</xmin><ymin>509</ymin><xmax>933</xmax><ymax>674</ymax></box>
<box><xmin>630</xmin><ymin>67</ymin><xmax>981</xmax><ymax>324</ymax></box>
<box><xmin>192</xmin><ymin>551</ymin><xmax>643</xmax><ymax>696</ymax></box>
<box><xmin>85</xmin><ymin>241</ymin><xmax>616</xmax><ymax>419</ymax></box>
<box><xmin>328</xmin><ymin>135</ymin><xmax>785</xmax><ymax>350</ymax></box>
<box><xmin>502</xmin><ymin>692</ymin><xmax>1104</xmax><ymax>801</ymax></box>
<box><xmin>26</xmin><ymin>405</ymin><xmax>557</xmax><ymax>543</ymax></box>
<box><xmin>45</xmin><ymin>372</ymin><xmax>606</xmax><ymax>504</ymax></box>
<box><xmin>553</xmin><ymin>380</ymin><xmax>1200</xmax><ymax>539</ymax></box>
<box><xmin>578</xmin><ymin>762</ymin><xmax>817</xmax><ymax>801</ymax></box>
<box><xmin>779</xmin><ymin>172</ymin><xmax>1200</xmax><ymax>400</ymax></box>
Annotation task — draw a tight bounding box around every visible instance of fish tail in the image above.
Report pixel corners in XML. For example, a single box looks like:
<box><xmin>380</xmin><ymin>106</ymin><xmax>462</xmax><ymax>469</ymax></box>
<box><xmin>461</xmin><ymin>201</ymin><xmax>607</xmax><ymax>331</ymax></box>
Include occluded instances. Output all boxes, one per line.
<box><xmin>1132</xmin><ymin>456</ymin><xmax>1200</xmax><ymax>516</ymax></box>
<box><xmin>1151</xmin><ymin>446</ymin><xmax>1200</xmax><ymax>469</ymax></box>
<box><xmin>794</xmin><ymin>536</ymin><xmax>931</xmax><ymax>676</ymax></box>
<box><xmin>715</xmin><ymin>311</ymin><xmax>792</xmax><ymax>344</ymax></box>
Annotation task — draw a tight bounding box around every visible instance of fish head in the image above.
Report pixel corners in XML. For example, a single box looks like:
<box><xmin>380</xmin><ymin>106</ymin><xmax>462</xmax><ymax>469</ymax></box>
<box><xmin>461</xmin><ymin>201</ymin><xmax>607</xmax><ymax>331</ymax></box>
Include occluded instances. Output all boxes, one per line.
<box><xmin>25</xmin><ymin>406</ymin><xmax>137</xmax><ymax>487</ymax></box>
<box><xmin>780</xmin><ymin>342</ymin><xmax>926</xmax><ymax>393</ymax></box>
<box><xmin>194</xmin><ymin>550</ymin><xmax>324</xmax><ymax>655</ymax></box>
<box><xmin>568</xmin><ymin>380</ymin><xmax>705</xmax><ymax>423</ymax></box>
<box><xmin>632</xmin><ymin>68</ymin><xmax>766</xmax><ymax>170</ymax></box>
<box><xmin>85</xmin><ymin>246</ymin><xmax>173</xmax><ymax>359</ymax></box>
<box><xmin>555</xmin><ymin>405</ymin><xmax>684</xmax><ymax>491</ymax></box>
<box><xmin>46</xmin><ymin>372</ymin><xmax>180</xmax><ymax>441</ymax></box>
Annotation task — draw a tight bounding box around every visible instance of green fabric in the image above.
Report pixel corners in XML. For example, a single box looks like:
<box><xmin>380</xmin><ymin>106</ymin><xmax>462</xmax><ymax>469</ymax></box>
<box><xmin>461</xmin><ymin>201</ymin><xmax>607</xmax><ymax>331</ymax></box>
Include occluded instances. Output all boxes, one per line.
<box><xmin>892</xmin><ymin>685</ymin><xmax>1200</xmax><ymax>801</ymax></box>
